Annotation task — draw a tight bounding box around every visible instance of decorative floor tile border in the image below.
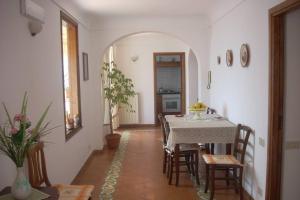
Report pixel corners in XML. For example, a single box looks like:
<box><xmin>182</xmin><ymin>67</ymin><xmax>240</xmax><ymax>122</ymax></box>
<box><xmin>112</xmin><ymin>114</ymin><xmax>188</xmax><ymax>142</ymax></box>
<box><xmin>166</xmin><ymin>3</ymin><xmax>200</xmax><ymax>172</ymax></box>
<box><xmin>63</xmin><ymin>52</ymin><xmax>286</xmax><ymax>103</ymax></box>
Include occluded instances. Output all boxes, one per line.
<box><xmin>99</xmin><ymin>131</ymin><xmax>211</xmax><ymax>200</ymax></box>
<box><xmin>99</xmin><ymin>132</ymin><xmax>130</xmax><ymax>200</ymax></box>
<box><xmin>190</xmin><ymin>176</ymin><xmax>212</xmax><ymax>200</ymax></box>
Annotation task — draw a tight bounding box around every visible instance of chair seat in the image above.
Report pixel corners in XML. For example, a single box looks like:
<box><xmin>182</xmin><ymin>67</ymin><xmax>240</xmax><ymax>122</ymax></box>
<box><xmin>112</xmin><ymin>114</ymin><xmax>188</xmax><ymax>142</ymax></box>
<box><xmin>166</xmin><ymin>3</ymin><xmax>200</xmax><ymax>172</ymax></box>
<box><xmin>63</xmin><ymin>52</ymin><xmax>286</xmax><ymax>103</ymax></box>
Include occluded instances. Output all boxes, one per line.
<box><xmin>54</xmin><ymin>184</ymin><xmax>94</xmax><ymax>200</ymax></box>
<box><xmin>202</xmin><ymin>154</ymin><xmax>243</xmax><ymax>166</ymax></box>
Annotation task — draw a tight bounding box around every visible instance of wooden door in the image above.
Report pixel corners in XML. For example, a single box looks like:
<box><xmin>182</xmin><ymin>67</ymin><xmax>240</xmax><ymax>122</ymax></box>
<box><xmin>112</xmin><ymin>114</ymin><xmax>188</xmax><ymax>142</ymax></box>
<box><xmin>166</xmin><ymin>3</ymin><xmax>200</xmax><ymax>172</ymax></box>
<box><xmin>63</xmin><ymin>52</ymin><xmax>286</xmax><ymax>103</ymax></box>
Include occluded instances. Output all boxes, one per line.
<box><xmin>153</xmin><ymin>52</ymin><xmax>186</xmax><ymax>125</ymax></box>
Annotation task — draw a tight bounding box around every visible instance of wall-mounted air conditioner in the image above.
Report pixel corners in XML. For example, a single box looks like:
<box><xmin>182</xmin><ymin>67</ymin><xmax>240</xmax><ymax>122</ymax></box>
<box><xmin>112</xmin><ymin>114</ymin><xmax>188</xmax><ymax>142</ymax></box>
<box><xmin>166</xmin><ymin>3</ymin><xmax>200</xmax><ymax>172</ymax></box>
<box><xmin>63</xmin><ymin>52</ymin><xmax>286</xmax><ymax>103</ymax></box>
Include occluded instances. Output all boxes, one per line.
<box><xmin>20</xmin><ymin>0</ymin><xmax>45</xmax><ymax>23</ymax></box>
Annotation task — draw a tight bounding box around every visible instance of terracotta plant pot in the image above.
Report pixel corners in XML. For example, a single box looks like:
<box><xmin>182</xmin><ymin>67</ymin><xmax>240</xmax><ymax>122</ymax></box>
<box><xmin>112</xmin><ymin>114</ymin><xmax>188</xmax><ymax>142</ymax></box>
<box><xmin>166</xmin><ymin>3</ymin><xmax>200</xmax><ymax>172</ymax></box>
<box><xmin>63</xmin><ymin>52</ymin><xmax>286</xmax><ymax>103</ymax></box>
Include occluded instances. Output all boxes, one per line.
<box><xmin>105</xmin><ymin>134</ymin><xmax>121</xmax><ymax>149</ymax></box>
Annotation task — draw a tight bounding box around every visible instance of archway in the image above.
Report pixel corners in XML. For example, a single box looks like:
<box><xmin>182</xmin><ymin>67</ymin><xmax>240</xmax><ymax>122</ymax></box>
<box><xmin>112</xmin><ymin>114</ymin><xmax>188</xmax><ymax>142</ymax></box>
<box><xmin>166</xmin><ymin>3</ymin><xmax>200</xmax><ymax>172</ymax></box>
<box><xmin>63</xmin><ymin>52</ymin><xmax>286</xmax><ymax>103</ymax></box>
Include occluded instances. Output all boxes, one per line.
<box><xmin>100</xmin><ymin>32</ymin><xmax>199</xmax><ymax>126</ymax></box>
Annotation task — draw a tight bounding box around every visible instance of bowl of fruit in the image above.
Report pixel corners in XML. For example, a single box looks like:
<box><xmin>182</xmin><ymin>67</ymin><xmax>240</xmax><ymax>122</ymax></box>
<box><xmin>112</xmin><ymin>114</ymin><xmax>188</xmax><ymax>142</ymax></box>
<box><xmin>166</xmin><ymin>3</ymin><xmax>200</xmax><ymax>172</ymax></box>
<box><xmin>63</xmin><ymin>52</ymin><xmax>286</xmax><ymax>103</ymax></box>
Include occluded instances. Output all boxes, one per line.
<box><xmin>189</xmin><ymin>102</ymin><xmax>207</xmax><ymax>119</ymax></box>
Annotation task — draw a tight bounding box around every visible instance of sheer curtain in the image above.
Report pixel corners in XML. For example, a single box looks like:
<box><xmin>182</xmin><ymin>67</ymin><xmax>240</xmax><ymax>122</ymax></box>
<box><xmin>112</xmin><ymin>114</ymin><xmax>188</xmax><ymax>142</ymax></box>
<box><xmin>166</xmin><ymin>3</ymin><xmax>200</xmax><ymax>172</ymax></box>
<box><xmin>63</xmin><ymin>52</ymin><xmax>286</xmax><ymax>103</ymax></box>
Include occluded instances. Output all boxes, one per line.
<box><xmin>103</xmin><ymin>46</ymin><xmax>120</xmax><ymax>130</ymax></box>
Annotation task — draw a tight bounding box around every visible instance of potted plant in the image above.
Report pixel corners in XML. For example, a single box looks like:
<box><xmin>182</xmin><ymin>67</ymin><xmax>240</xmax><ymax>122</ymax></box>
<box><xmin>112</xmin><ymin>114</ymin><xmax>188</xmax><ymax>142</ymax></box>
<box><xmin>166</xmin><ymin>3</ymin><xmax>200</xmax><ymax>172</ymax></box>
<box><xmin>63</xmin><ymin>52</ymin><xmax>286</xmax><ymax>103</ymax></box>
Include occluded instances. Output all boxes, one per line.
<box><xmin>102</xmin><ymin>62</ymin><xmax>135</xmax><ymax>149</ymax></box>
<box><xmin>0</xmin><ymin>93</ymin><xmax>54</xmax><ymax>199</ymax></box>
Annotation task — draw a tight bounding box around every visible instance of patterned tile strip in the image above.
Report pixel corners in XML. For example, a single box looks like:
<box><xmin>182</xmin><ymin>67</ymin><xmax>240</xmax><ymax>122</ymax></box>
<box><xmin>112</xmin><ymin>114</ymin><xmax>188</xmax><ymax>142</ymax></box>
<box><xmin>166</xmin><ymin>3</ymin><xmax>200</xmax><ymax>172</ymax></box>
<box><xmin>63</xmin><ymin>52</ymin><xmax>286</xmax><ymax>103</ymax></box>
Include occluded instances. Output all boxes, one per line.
<box><xmin>99</xmin><ymin>132</ymin><xmax>130</xmax><ymax>200</ymax></box>
<box><xmin>99</xmin><ymin>131</ymin><xmax>211</xmax><ymax>200</ymax></box>
<box><xmin>190</xmin><ymin>154</ymin><xmax>213</xmax><ymax>200</ymax></box>
<box><xmin>190</xmin><ymin>175</ymin><xmax>212</xmax><ymax>200</ymax></box>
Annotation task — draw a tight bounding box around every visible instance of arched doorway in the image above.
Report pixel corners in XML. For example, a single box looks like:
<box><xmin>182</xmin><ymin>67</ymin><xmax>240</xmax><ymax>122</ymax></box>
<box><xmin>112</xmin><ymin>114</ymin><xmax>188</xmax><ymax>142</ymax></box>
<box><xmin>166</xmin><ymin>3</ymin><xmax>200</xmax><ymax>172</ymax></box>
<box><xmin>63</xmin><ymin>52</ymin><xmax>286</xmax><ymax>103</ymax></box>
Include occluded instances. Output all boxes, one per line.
<box><xmin>101</xmin><ymin>32</ymin><xmax>199</xmax><ymax>127</ymax></box>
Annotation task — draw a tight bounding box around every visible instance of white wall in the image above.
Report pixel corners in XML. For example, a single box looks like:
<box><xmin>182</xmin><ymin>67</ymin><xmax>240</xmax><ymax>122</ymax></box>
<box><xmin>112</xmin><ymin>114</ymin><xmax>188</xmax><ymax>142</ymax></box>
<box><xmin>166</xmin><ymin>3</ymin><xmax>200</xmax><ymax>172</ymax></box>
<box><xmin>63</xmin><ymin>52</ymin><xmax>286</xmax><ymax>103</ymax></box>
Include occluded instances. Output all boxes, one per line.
<box><xmin>282</xmin><ymin>8</ymin><xmax>300</xmax><ymax>200</ymax></box>
<box><xmin>90</xmin><ymin>16</ymin><xmax>211</xmax><ymax>106</ymax></box>
<box><xmin>1</xmin><ymin>1</ymin><xmax>292</xmax><ymax>198</ymax></box>
<box><xmin>110</xmin><ymin>33</ymin><xmax>194</xmax><ymax>124</ymax></box>
<box><xmin>0</xmin><ymin>0</ymin><xmax>102</xmax><ymax>189</ymax></box>
<box><xmin>187</xmin><ymin>50</ymin><xmax>199</xmax><ymax>107</ymax></box>
<box><xmin>208</xmin><ymin>0</ymin><xmax>284</xmax><ymax>199</ymax></box>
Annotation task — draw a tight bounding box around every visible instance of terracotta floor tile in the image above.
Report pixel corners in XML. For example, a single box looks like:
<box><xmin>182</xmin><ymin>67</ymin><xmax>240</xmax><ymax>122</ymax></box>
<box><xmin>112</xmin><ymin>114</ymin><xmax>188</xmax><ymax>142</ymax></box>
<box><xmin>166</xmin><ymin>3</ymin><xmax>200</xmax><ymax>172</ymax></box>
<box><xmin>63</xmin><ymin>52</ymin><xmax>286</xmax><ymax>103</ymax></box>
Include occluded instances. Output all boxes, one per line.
<box><xmin>73</xmin><ymin>127</ymin><xmax>252</xmax><ymax>200</ymax></box>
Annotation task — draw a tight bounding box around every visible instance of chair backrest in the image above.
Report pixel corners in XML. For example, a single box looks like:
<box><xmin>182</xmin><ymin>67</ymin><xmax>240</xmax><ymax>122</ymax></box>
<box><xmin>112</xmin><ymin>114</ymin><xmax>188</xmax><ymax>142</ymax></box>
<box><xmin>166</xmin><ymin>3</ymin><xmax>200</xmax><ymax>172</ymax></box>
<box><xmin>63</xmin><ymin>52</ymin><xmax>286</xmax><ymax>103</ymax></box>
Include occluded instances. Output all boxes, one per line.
<box><xmin>27</xmin><ymin>142</ymin><xmax>51</xmax><ymax>187</ymax></box>
<box><xmin>158</xmin><ymin>113</ymin><xmax>163</xmax><ymax>127</ymax></box>
<box><xmin>163</xmin><ymin>118</ymin><xmax>170</xmax><ymax>143</ymax></box>
<box><xmin>207</xmin><ymin>107</ymin><xmax>217</xmax><ymax>114</ymax></box>
<box><xmin>158</xmin><ymin>113</ymin><xmax>169</xmax><ymax>145</ymax></box>
<box><xmin>233</xmin><ymin>124</ymin><xmax>253</xmax><ymax>164</ymax></box>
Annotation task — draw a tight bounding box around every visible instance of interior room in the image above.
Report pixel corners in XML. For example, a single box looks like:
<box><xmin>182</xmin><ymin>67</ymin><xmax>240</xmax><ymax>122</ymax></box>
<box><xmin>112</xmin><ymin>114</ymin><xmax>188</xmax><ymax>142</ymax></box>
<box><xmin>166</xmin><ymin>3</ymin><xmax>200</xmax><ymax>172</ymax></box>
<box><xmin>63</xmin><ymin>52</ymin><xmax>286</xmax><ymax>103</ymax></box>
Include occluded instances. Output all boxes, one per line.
<box><xmin>0</xmin><ymin>0</ymin><xmax>299</xmax><ymax>200</ymax></box>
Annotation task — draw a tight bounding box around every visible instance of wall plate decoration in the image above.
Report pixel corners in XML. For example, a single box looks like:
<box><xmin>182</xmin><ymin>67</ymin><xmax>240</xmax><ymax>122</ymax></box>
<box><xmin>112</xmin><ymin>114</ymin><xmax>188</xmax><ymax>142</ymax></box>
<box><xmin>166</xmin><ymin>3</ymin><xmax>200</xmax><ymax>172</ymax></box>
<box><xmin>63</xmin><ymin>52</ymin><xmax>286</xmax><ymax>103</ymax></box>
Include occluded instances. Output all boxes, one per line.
<box><xmin>217</xmin><ymin>56</ymin><xmax>221</xmax><ymax>65</ymax></box>
<box><xmin>226</xmin><ymin>50</ymin><xmax>233</xmax><ymax>67</ymax></box>
<box><xmin>240</xmin><ymin>44</ymin><xmax>250</xmax><ymax>67</ymax></box>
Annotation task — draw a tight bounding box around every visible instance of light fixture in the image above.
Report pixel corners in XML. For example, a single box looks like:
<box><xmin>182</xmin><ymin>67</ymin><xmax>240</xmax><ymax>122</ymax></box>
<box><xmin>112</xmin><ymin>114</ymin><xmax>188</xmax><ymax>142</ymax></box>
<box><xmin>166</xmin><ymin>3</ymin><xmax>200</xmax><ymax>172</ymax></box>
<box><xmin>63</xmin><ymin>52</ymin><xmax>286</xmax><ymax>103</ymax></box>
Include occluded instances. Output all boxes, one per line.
<box><xmin>28</xmin><ymin>21</ymin><xmax>43</xmax><ymax>36</ymax></box>
<box><xmin>131</xmin><ymin>55</ymin><xmax>139</xmax><ymax>62</ymax></box>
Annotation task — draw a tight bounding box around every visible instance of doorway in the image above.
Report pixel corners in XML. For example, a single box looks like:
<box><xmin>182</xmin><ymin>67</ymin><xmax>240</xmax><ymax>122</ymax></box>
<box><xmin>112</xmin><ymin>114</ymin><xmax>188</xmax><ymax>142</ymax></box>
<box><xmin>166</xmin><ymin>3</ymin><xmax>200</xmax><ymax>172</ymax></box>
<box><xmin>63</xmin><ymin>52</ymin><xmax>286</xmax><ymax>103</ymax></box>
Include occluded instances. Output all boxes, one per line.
<box><xmin>267</xmin><ymin>1</ymin><xmax>300</xmax><ymax>200</ymax></box>
<box><xmin>153</xmin><ymin>52</ymin><xmax>186</xmax><ymax>124</ymax></box>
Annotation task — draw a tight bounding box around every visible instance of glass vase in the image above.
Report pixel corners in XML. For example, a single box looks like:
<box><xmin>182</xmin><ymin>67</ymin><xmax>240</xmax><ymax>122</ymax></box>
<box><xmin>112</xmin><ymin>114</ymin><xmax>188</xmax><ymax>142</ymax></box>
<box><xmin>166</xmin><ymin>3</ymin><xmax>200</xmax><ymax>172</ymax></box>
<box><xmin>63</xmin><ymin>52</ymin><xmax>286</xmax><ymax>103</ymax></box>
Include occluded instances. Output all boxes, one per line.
<box><xmin>11</xmin><ymin>167</ymin><xmax>32</xmax><ymax>200</ymax></box>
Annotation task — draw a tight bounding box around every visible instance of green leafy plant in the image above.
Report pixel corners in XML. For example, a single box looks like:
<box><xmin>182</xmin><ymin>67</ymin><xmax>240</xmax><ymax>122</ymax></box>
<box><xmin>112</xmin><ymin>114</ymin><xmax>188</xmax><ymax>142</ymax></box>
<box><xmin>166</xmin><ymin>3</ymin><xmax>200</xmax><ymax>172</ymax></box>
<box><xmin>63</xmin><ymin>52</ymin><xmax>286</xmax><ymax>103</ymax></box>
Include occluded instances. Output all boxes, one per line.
<box><xmin>102</xmin><ymin>62</ymin><xmax>136</xmax><ymax>134</ymax></box>
<box><xmin>0</xmin><ymin>92</ymin><xmax>54</xmax><ymax>167</ymax></box>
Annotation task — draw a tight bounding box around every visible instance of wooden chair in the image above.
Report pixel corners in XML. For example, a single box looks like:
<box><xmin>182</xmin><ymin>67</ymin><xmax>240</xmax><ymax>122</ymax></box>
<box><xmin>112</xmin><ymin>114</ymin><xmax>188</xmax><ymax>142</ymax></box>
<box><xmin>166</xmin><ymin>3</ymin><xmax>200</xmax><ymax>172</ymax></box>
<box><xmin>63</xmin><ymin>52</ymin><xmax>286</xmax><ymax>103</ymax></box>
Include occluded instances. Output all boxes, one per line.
<box><xmin>27</xmin><ymin>142</ymin><xmax>94</xmax><ymax>200</ymax></box>
<box><xmin>205</xmin><ymin>107</ymin><xmax>217</xmax><ymax>154</ymax></box>
<box><xmin>158</xmin><ymin>113</ymin><xmax>169</xmax><ymax>174</ymax></box>
<box><xmin>158</xmin><ymin>114</ymin><xmax>188</xmax><ymax>176</ymax></box>
<box><xmin>163</xmin><ymin>118</ymin><xmax>200</xmax><ymax>186</ymax></box>
<box><xmin>157</xmin><ymin>114</ymin><xmax>200</xmax><ymax>186</ymax></box>
<box><xmin>202</xmin><ymin>124</ymin><xmax>253</xmax><ymax>200</ymax></box>
<box><xmin>27</xmin><ymin>142</ymin><xmax>51</xmax><ymax>187</ymax></box>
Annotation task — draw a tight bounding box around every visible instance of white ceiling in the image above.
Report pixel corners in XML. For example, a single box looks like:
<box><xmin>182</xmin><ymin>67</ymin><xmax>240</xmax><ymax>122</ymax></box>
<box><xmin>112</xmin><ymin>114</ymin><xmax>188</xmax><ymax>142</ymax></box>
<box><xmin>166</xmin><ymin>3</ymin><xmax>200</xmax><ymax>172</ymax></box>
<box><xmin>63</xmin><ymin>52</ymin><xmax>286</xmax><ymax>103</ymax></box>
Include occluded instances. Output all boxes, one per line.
<box><xmin>71</xmin><ymin>0</ymin><xmax>244</xmax><ymax>19</ymax></box>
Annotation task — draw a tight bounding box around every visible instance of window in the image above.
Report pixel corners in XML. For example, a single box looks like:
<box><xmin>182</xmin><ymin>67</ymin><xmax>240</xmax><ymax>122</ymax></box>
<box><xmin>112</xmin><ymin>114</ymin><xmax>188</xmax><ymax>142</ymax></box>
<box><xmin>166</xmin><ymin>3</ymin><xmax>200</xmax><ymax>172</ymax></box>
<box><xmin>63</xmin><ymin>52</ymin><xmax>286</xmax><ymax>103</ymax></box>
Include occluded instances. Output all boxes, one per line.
<box><xmin>60</xmin><ymin>12</ymin><xmax>82</xmax><ymax>140</ymax></box>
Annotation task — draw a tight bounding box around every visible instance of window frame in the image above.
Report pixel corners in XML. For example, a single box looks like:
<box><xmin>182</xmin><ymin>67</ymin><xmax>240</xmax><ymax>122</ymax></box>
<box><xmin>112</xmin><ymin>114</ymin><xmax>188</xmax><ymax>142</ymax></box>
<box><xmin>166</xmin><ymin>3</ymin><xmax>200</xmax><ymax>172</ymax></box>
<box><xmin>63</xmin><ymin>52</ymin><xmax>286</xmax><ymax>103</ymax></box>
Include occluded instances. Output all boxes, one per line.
<box><xmin>60</xmin><ymin>11</ymin><xmax>82</xmax><ymax>141</ymax></box>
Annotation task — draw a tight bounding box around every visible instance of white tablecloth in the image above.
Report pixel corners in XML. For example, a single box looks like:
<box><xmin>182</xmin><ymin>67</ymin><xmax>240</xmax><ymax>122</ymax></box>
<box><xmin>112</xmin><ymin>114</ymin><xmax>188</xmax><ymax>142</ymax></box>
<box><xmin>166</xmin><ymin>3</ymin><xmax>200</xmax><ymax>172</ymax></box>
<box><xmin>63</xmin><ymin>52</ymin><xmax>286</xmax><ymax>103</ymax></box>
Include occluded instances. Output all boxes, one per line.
<box><xmin>165</xmin><ymin>114</ymin><xmax>237</xmax><ymax>150</ymax></box>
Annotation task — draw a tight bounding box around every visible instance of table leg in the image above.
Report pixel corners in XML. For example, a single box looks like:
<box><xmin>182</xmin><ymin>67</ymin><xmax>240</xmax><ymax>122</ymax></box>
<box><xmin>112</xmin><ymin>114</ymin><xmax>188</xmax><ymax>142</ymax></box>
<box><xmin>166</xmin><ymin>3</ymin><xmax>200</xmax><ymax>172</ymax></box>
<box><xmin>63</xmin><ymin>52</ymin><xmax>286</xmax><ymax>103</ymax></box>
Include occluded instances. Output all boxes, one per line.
<box><xmin>175</xmin><ymin>144</ymin><xmax>180</xmax><ymax>186</ymax></box>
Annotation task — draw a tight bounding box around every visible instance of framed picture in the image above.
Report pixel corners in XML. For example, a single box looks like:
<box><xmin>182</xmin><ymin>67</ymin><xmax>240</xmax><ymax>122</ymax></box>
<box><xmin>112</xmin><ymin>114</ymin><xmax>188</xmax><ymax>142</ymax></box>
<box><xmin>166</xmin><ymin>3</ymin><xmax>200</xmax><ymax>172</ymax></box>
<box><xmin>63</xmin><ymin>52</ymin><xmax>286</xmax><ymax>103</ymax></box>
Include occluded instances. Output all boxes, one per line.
<box><xmin>226</xmin><ymin>50</ymin><xmax>233</xmax><ymax>67</ymax></box>
<box><xmin>82</xmin><ymin>52</ymin><xmax>89</xmax><ymax>81</ymax></box>
<box><xmin>240</xmin><ymin>44</ymin><xmax>250</xmax><ymax>67</ymax></box>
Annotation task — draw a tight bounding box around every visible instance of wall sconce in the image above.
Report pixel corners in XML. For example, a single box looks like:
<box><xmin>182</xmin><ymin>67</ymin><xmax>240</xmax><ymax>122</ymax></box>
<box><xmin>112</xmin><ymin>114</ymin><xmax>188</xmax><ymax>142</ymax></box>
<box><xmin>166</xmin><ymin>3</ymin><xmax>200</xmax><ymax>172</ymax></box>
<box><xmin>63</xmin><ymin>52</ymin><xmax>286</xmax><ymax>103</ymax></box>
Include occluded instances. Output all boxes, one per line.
<box><xmin>207</xmin><ymin>70</ymin><xmax>212</xmax><ymax>89</ymax></box>
<box><xmin>131</xmin><ymin>55</ymin><xmax>139</xmax><ymax>62</ymax></box>
<box><xmin>20</xmin><ymin>0</ymin><xmax>45</xmax><ymax>36</ymax></box>
<box><xmin>28</xmin><ymin>20</ymin><xmax>43</xmax><ymax>36</ymax></box>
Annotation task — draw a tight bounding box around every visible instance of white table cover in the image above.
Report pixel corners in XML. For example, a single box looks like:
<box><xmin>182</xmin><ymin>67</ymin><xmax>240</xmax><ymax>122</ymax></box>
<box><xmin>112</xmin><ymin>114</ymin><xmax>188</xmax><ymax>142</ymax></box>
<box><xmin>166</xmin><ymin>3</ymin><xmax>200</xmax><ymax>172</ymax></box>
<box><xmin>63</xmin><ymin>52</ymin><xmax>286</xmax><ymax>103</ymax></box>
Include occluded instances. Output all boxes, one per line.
<box><xmin>165</xmin><ymin>114</ymin><xmax>237</xmax><ymax>150</ymax></box>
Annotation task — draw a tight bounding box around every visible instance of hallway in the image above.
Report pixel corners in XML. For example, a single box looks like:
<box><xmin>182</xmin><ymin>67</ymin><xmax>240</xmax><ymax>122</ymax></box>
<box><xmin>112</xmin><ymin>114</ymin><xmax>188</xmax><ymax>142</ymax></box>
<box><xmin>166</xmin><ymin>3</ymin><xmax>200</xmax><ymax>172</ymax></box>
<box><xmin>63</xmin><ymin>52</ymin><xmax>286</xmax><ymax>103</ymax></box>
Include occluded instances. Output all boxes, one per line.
<box><xmin>73</xmin><ymin>128</ymin><xmax>251</xmax><ymax>200</ymax></box>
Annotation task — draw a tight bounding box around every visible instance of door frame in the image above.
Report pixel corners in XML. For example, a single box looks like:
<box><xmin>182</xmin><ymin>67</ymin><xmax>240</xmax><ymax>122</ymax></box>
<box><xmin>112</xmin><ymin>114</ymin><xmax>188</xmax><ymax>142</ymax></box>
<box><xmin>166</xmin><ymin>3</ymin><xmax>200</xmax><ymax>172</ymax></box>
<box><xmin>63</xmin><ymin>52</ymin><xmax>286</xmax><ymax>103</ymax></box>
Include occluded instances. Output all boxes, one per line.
<box><xmin>266</xmin><ymin>1</ymin><xmax>300</xmax><ymax>199</ymax></box>
<box><xmin>153</xmin><ymin>52</ymin><xmax>186</xmax><ymax>125</ymax></box>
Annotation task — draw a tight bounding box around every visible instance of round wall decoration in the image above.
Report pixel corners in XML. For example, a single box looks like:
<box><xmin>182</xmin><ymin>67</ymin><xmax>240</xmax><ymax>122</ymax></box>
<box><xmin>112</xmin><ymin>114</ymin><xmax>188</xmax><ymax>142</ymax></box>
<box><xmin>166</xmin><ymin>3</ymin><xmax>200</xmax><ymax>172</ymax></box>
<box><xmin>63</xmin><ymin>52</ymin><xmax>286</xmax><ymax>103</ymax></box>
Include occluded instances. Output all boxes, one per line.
<box><xmin>226</xmin><ymin>50</ymin><xmax>233</xmax><ymax>67</ymax></box>
<box><xmin>240</xmin><ymin>44</ymin><xmax>250</xmax><ymax>67</ymax></box>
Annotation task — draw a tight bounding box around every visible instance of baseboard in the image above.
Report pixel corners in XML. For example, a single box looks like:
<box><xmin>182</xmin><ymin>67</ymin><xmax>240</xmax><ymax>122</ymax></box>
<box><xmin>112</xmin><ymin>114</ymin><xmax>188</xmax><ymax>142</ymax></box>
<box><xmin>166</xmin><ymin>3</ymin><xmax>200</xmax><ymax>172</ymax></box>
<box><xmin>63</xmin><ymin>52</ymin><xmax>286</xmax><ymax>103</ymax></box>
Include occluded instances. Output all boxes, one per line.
<box><xmin>118</xmin><ymin>124</ymin><xmax>157</xmax><ymax>128</ymax></box>
<box><xmin>71</xmin><ymin>150</ymin><xmax>102</xmax><ymax>184</ymax></box>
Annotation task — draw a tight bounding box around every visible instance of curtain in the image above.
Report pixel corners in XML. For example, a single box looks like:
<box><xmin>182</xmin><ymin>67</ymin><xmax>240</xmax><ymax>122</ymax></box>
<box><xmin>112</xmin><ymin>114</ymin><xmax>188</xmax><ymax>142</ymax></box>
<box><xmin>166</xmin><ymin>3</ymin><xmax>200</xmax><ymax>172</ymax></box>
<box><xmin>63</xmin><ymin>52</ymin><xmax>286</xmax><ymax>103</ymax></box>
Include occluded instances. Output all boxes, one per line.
<box><xmin>102</xmin><ymin>46</ymin><xmax>120</xmax><ymax>129</ymax></box>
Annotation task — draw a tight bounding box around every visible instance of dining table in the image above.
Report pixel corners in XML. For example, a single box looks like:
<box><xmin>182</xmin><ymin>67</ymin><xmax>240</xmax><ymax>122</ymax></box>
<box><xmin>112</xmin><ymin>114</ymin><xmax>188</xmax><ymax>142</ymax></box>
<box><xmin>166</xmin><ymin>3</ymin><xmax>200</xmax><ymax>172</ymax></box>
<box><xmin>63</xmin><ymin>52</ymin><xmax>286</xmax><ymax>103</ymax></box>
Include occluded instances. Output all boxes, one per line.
<box><xmin>165</xmin><ymin>113</ymin><xmax>237</xmax><ymax>185</ymax></box>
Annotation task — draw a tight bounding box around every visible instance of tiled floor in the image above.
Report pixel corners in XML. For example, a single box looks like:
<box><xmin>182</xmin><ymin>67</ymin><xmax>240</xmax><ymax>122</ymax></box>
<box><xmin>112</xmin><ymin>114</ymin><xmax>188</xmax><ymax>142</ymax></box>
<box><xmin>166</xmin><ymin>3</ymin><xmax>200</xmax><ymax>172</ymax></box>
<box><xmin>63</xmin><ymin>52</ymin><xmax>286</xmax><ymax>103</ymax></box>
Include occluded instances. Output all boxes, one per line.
<box><xmin>73</xmin><ymin>127</ymin><xmax>252</xmax><ymax>200</ymax></box>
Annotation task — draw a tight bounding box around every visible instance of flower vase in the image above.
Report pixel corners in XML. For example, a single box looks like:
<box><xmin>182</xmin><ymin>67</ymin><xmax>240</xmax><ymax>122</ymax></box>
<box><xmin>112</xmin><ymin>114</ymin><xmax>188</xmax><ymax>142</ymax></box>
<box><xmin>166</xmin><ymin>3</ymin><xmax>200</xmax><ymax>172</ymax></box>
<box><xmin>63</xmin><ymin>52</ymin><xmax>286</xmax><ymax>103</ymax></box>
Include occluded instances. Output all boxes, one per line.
<box><xmin>11</xmin><ymin>167</ymin><xmax>32</xmax><ymax>200</ymax></box>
